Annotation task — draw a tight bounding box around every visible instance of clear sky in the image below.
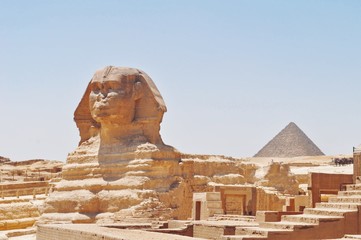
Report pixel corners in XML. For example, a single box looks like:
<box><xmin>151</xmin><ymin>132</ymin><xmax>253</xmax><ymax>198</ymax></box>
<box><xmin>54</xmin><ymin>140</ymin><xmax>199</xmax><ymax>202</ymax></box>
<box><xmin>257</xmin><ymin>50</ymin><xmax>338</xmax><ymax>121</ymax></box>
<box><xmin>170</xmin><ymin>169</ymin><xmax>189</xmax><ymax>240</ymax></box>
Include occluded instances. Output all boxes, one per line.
<box><xmin>0</xmin><ymin>1</ymin><xmax>360</xmax><ymax>161</ymax></box>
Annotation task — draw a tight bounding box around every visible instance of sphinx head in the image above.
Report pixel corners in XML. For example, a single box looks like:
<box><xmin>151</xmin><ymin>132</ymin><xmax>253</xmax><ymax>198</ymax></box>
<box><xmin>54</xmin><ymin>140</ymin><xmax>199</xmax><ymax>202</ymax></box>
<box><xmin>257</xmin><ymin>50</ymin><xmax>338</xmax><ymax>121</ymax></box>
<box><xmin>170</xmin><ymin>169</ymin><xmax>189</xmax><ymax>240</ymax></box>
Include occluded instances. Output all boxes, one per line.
<box><xmin>74</xmin><ymin>66</ymin><xmax>167</xmax><ymax>145</ymax></box>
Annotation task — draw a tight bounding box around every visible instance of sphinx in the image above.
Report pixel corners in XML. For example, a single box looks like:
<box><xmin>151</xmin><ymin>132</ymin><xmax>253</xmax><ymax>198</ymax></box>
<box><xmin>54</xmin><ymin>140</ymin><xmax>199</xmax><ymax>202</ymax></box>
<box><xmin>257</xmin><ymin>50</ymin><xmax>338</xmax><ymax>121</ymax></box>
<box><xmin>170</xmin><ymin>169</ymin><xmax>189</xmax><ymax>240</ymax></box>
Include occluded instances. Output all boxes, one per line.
<box><xmin>68</xmin><ymin>66</ymin><xmax>180</xmax><ymax>164</ymax></box>
<box><xmin>40</xmin><ymin>67</ymin><xmax>254</xmax><ymax>223</ymax></box>
<box><xmin>41</xmin><ymin>67</ymin><xmax>183</xmax><ymax>223</ymax></box>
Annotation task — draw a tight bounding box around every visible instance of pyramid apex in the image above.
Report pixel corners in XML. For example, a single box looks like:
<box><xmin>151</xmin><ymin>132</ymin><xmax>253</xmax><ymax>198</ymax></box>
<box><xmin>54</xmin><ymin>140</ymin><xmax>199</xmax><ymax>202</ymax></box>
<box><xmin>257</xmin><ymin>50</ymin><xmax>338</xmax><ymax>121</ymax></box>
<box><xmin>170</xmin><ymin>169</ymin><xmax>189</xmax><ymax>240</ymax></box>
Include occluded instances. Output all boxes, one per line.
<box><xmin>286</xmin><ymin>122</ymin><xmax>298</xmax><ymax>127</ymax></box>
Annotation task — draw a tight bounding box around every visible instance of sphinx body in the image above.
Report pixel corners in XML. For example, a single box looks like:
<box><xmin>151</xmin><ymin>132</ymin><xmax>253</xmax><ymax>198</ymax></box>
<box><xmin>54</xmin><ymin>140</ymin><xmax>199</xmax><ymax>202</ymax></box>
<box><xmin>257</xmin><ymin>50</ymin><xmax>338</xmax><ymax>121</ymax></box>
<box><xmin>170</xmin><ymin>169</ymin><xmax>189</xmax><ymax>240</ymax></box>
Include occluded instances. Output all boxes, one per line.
<box><xmin>41</xmin><ymin>67</ymin><xmax>184</xmax><ymax>223</ymax></box>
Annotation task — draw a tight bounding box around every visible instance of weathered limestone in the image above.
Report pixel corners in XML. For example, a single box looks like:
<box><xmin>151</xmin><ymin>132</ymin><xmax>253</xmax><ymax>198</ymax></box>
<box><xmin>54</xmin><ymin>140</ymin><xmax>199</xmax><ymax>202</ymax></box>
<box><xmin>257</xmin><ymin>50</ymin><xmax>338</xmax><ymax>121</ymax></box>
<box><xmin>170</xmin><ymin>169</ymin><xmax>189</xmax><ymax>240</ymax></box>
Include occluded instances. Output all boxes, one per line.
<box><xmin>192</xmin><ymin>192</ymin><xmax>224</xmax><ymax>220</ymax></box>
<box><xmin>41</xmin><ymin>66</ymin><xmax>257</xmax><ymax>223</ymax></box>
<box><xmin>0</xmin><ymin>157</ymin><xmax>61</xmax><ymax>234</ymax></box>
<box><xmin>259</xmin><ymin>162</ymin><xmax>299</xmax><ymax>195</ymax></box>
<box><xmin>192</xmin><ymin>186</ymin><xmax>293</xmax><ymax>221</ymax></box>
<box><xmin>41</xmin><ymin>66</ymin><xmax>183</xmax><ymax>223</ymax></box>
<box><xmin>0</xmin><ymin>181</ymin><xmax>52</xmax><ymax>232</ymax></box>
<box><xmin>220</xmin><ymin>183</ymin><xmax>361</xmax><ymax>240</ymax></box>
<box><xmin>0</xmin><ymin>159</ymin><xmax>62</xmax><ymax>182</ymax></box>
<box><xmin>37</xmin><ymin>224</ymin><xmax>203</xmax><ymax>240</ymax></box>
<box><xmin>0</xmin><ymin>65</ymin><xmax>356</xmax><ymax>240</ymax></box>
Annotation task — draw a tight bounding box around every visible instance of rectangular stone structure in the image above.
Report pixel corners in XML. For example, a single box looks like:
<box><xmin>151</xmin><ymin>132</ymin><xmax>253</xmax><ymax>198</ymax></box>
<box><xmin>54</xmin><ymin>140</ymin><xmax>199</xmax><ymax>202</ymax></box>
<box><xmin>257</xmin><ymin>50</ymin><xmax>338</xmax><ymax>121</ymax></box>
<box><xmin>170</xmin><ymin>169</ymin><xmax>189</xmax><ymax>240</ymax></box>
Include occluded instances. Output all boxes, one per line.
<box><xmin>37</xmin><ymin>224</ymin><xmax>202</xmax><ymax>240</ymax></box>
<box><xmin>354</xmin><ymin>146</ymin><xmax>361</xmax><ymax>183</ymax></box>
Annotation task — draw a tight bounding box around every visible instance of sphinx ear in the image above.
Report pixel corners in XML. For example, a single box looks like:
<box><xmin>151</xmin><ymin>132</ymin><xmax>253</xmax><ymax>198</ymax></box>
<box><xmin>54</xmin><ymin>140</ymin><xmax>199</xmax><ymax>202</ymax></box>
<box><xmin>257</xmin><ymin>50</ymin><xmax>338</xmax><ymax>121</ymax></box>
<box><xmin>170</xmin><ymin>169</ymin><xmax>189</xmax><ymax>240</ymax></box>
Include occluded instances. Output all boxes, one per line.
<box><xmin>133</xmin><ymin>81</ymin><xmax>143</xmax><ymax>100</ymax></box>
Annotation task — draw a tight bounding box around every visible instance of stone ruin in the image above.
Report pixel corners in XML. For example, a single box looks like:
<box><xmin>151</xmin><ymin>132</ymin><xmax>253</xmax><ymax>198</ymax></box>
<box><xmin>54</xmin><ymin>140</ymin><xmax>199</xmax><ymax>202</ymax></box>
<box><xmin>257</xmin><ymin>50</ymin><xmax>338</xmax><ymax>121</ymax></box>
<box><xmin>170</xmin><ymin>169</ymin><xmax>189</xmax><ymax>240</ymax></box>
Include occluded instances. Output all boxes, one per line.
<box><xmin>0</xmin><ymin>158</ymin><xmax>62</xmax><ymax>238</ymax></box>
<box><xmin>1</xmin><ymin>66</ymin><xmax>360</xmax><ymax>240</ymax></box>
<box><xmin>0</xmin><ymin>156</ymin><xmax>10</xmax><ymax>163</ymax></box>
<box><xmin>40</xmin><ymin>66</ymin><xmax>257</xmax><ymax>224</ymax></box>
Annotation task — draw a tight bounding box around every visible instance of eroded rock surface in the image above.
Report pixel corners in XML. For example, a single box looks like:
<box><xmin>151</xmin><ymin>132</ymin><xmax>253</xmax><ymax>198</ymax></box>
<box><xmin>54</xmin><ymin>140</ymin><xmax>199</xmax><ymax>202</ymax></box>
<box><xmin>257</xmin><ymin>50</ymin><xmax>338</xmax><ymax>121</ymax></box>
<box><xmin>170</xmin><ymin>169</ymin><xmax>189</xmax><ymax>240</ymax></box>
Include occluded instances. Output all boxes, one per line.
<box><xmin>41</xmin><ymin>66</ymin><xmax>183</xmax><ymax>223</ymax></box>
<box><xmin>39</xmin><ymin>67</ymin><xmax>259</xmax><ymax>224</ymax></box>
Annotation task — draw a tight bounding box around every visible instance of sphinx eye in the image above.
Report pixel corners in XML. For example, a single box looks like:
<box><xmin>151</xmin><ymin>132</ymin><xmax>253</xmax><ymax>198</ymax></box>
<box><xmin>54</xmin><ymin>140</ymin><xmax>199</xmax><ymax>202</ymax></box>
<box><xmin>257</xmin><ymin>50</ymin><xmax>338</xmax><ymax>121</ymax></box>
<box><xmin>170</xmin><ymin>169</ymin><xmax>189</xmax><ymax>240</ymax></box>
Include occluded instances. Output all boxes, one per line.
<box><xmin>91</xmin><ymin>83</ymin><xmax>101</xmax><ymax>92</ymax></box>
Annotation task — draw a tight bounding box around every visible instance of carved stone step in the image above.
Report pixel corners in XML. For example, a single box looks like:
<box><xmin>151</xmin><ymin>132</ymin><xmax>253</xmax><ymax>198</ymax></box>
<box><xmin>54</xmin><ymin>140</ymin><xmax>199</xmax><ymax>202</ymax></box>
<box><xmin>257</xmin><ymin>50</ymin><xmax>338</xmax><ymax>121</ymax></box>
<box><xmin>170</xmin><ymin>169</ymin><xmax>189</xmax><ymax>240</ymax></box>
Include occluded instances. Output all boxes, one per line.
<box><xmin>315</xmin><ymin>202</ymin><xmax>360</xmax><ymax>210</ymax></box>
<box><xmin>0</xmin><ymin>217</ymin><xmax>37</xmax><ymax>231</ymax></box>
<box><xmin>338</xmin><ymin>190</ymin><xmax>361</xmax><ymax>196</ymax></box>
<box><xmin>303</xmin><ymin>208</ymin><xmax>357</xmax><ymax>216</ymax></box>
<box><xmin>342</xmin><ymin>235</ymin><xmax>361</xmax><ymax>239</ymax></box>
<box><xmin>222</xmin><ymin>235</ymin><xmax>267</xmax><ymax>240</ymax></box>
<box><xmin>329</xmin><ymin>196</ymin><xmax>361</xmax><ymax>203</ymax></box>
<box><xmin>345</xmin><ymin>184</ymin><xmax>361</xmax><ymax>191</ymax></box>
<box><xmin>210</xmin><ymin>214</ymin><xmax>255</xmax><ymax>222</ymax></box>
<box><xmin>3</xmin><ymin>227</ymin><xmax>36</xmax><ymax>238</ymax></box>
<box><xmin>235</xmin><ymin>227</ymin><xmax>292</xmax><ymax>237</ymax></box>
<box><xmin>259</xmin><ymin>221</ymin><xmax>316</xmax><ymax>230</ymax></box>
<box><xmin>281</xmin><ymin>214</ymin><xmax>343</xmax><ymax>224</ymax></box>
<box><xmin>333</xmin><ymin>235</ymin><xmax>361</xmax><ymax>239</ymax></box>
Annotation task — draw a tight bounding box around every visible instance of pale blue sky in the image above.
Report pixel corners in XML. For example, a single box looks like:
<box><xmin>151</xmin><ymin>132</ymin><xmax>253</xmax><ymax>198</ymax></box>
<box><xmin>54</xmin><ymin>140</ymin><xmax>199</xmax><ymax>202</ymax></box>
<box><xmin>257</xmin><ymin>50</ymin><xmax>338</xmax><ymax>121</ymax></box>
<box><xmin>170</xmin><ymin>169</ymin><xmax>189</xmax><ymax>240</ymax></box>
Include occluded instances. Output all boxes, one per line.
<box><xmin>0</xmin><ymin>1</ymin><xmax>360</xmax><ymax>161</ymax></box>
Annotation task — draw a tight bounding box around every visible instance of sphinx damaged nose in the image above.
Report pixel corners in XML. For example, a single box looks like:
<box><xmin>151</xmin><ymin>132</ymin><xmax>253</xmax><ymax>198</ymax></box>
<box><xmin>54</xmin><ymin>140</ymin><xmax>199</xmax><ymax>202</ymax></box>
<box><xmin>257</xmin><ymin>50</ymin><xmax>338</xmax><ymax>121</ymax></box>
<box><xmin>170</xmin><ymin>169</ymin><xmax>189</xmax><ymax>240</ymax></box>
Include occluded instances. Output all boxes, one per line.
<box><xmin>99</xmin><ymin>86</ymin><xmax>108</xmax><ymax>98</ymax></box>
<box><xmin>96</xmin><ymin>92</ymin><xmax>107</xmax><ymax>101</ymax></box>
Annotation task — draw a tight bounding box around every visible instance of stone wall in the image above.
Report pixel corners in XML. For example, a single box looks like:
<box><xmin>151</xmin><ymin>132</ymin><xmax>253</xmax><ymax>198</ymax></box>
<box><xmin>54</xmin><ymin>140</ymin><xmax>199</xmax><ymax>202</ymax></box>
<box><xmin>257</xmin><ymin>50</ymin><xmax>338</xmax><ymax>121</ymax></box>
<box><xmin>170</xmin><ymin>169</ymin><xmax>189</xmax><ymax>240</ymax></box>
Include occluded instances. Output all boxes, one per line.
<box><xmin>255</xmin><ymin>187</ymin><xmax>286</xmax><ymax>212</ymax></box>
<box><xmin>193</xmin><ymin>224</ymin><xmax>231</xmax><ymax>240</ymax></box>
<box><xmin>191</xmin><ymin>192</ymin><xmax>223</xmax><ymax>220</ymax></box>
<box><xmin>37</xmin><ymin>224</ymin><xmax>201</xmax><ymax>240</ymax></box>
<box><xmin>309</xmin><ymin>172</ymin><xmax>353</xmax><ymax>207</ymax></box>
<box><xmin>0</xmin><ymin>181</ymin><xmax>50</xmax><ymax>198</ymax></box>
<box><xmin>0</xmin><ymin>181</ymin><xmax>52</xmax><ymax>230</ymax></box>
<box><xmin>42</xmin><ymin>155</ymin><xmax>257</xmax><ymax>223</ymax></box>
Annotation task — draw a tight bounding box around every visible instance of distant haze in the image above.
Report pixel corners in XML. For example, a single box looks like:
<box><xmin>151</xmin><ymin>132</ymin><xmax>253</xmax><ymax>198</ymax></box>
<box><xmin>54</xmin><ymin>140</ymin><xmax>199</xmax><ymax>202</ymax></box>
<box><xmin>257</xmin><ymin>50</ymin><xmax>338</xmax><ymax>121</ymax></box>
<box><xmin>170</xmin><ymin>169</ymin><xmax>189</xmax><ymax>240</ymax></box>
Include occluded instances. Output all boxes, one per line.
<box><xmin>0</xmin><ymin>1</ymin><xmax>360</xmax><ymax>161</ymax></box>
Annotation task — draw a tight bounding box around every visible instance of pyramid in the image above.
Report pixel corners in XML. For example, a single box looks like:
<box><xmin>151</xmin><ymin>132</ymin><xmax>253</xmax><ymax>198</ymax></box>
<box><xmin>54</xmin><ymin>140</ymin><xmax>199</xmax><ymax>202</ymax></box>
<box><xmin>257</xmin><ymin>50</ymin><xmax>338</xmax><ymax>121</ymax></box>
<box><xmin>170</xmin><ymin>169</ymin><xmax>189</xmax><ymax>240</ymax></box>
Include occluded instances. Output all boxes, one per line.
<box><xmin>254</xmin><ymin>122</ymin><xmax>324</xmax><ymax>157</ymax></box>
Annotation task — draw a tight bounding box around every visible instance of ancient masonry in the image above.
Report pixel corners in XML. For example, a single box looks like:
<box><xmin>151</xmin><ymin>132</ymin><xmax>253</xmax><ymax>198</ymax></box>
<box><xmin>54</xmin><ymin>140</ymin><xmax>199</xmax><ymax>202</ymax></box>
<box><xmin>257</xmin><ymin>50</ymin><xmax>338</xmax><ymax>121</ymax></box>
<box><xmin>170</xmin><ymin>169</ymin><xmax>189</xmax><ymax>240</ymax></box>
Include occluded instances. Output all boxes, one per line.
<box><xmin>1</xmin><ymin>66</ymin><xmax>359</xmax><ymax>240</ymax></box>
<box><xmin>254</xmin><ymin>122</ymin><xmax>325</xmax><ymax>158</ymax></box>
<box><xmin>39</xmin><ymin>66</ymin><xmax>256</xmax><ymax>224</ymax></box>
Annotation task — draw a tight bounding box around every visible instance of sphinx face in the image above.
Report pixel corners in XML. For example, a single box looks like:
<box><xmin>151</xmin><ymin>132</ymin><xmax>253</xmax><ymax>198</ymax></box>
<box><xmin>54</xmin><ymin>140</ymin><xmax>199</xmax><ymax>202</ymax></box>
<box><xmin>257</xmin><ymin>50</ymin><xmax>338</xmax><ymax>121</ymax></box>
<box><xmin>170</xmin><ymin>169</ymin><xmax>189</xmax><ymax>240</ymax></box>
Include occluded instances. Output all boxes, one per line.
<box><xmin>89</xmin><ymin>74</ymin><xmax>136</xmax><ymax>125</ymax></box>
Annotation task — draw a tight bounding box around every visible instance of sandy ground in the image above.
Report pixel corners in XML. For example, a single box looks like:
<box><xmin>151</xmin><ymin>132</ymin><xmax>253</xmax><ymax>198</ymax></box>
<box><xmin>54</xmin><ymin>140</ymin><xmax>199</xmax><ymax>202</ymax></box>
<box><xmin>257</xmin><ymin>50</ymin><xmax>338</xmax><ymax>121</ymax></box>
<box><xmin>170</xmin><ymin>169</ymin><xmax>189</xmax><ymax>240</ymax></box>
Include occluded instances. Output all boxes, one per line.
<box><xmin>246</xmin><ymin>155</ymin><xmax>352</xmax><ymax>166</ymax></box>
<box><xmin>249</xmin><ymin>155</ymin><xmax>353</xmax><ymax>179</ymax></box>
